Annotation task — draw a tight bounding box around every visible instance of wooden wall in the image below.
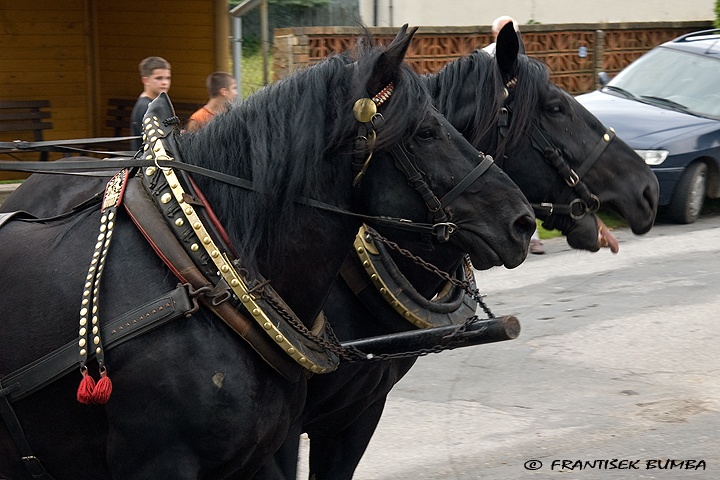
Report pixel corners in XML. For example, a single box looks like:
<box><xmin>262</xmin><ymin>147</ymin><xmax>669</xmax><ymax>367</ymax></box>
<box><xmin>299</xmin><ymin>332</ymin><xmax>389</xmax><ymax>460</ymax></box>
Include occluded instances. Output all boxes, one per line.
<box><xmin>94</xmin><ymin>0</ymin><xmax>229</xmax><ymax>136</ymax></box>
<box><xmin>0</xmin><ymin>0</ymin><xmax>229</xmax><ymax>179</ymax></box>
<box><xmin>0</xmin><ymin>1</ymin><xmax>91</xmax><ymax>141</ymax></box>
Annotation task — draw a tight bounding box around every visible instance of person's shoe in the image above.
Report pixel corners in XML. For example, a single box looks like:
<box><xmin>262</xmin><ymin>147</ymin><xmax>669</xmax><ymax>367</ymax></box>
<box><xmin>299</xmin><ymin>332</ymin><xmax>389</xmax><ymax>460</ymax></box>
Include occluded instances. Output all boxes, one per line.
<box><xmin>530</xmin><ymin>239</ymin><xmax>545</xmax><ymax>254</ymax></box>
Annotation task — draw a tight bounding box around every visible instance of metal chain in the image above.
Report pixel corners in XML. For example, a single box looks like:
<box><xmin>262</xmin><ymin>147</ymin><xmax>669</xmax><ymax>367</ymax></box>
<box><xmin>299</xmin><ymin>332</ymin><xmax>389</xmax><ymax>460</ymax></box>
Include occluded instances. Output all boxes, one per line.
<box><xmin>365</xmin><ymin>229</ymin><xmax>495</xmax><ymax>318</ymax></box>
<box><xmin>248</xmin><ymin>229</ymin><xmax>498</xmax><ymax>365</ymax></box>
<box><xmin>258</xmin><ymin>284</ymin><xmax>367</xmax><ymax>362</ymax></box>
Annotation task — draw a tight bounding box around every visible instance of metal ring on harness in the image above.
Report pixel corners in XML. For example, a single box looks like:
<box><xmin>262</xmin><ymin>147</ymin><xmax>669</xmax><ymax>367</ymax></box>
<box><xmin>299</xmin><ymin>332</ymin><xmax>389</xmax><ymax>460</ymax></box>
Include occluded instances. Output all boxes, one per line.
<box><xmin>568</xmin><ymin>193</ymin><xmax>601</xmax><ymax>220</ymax></box>
<box><xmin>568</xmin><ymin>198</ymin><xmax>587</xmax><ymax>220</ymax></box>
<box><xmin>433</xmin><ymin>222</ymin><xmax>458</xmax><ymax>238</ymax></box>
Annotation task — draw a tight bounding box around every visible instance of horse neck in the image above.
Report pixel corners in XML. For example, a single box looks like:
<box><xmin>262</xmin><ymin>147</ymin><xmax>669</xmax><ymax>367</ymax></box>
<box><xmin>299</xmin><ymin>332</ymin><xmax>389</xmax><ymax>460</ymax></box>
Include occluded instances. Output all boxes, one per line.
<box><xmin>194</xmin><ymin>173</ymin><xmax>360</xmax><ymax>328</ymax></box>
<box><xmin>257</xmin><ymin>214</ymin><xmax>361</xmax><ymax>324</ymax></box>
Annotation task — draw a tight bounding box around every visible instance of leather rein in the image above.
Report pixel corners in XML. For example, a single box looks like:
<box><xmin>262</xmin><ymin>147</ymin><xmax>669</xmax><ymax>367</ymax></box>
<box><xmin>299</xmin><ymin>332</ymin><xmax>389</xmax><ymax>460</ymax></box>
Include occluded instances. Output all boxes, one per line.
<box><xmin>0</xmin><ymin>148</ymin><xmax>494</xmax><ymax>247</ymax></box>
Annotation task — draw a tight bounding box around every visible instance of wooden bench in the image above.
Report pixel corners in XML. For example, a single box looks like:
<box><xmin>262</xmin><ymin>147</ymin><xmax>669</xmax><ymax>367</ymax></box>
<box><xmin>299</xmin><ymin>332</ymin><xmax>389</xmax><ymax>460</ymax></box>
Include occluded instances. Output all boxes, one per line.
<box><xmin>0</xmin><ymin>100</ymin><xmax>53</xmax><ymax>161</ymax></box>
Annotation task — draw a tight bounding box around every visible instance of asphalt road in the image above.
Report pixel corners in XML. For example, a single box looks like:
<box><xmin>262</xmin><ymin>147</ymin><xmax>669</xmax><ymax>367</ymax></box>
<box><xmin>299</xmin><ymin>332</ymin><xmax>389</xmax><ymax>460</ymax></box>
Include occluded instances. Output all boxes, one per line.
<box><xmin>298</xmin><ymin>213</ymin><xmax>720</xmax><ymax>479</ymax></box>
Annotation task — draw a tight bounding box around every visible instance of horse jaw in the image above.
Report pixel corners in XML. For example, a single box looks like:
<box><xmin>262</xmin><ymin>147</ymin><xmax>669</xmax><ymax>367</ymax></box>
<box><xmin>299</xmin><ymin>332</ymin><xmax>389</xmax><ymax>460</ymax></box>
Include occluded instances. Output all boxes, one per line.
<box><xmin>453</xmin><ymin>214</ymin><xmax>534</xmax><ymax>270</ymax></box>
<box><xmin>604</xmin><ymin>176</ymin><xmax>659</xmax><ymax>236</ymax></box>
<box><xmin>547</xmin><ymin>214</ymin><xmax>601</xmax><ymax>252</ymax></box>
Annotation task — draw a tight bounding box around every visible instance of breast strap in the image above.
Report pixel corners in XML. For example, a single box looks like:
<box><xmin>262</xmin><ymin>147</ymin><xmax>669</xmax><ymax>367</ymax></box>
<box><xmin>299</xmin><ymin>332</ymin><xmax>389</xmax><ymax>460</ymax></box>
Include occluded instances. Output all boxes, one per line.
<box><xmin>122</xmin><ymin>177</ymin><xmax>305</xmax><ymax>382</ymax></box>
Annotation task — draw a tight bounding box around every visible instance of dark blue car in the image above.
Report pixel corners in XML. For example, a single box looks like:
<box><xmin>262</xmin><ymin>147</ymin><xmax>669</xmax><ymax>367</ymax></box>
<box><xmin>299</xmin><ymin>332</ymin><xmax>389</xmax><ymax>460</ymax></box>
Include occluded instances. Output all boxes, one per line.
<box><xmin>577</xmin><ymin>29</ymin><xmax>720</xmax><ymax>223</ymax></box>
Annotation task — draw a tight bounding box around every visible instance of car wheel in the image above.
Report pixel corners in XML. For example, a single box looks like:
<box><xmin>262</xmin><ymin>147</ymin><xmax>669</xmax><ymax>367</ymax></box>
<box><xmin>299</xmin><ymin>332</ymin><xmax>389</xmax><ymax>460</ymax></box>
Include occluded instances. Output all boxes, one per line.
<box><xmin>666</xmin><ymin>162</ymin><xmax>707</xmax><ymax>224</ymax></box>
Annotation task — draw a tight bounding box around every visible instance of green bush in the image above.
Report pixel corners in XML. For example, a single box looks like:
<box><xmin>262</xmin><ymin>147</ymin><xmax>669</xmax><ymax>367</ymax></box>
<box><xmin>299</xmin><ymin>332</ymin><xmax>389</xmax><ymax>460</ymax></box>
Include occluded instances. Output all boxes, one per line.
<box><xmin>716</xmin><ymin>0</ymin><xmax>720</xmax><ymax>28</ymax></box>
<box><xmin>238</xmin><ymin>51</ymin><xmax>271</xmax><ymax>98</ymax></box>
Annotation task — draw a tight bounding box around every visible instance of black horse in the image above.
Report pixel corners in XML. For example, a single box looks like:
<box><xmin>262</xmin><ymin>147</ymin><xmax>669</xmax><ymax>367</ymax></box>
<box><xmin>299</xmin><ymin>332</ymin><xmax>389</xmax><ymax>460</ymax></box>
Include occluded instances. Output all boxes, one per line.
<box><xmin>253</xmin><ymin>23</ymin><xmax>659</xmax><ymax>480</ymax></box>
<box><xmin>0</xmin><ymin>27</ymin><xmax>535</xmax><ymax>479</ymax></box>
<box><xmin>1</xmin><ymin>24</ymin><xmax>659</xmax><ymax>480</ymax></box>
<box><xmin>426</xmin><ymin>22</ymin><xmax>658</xmax><ymax>249</ymax></box>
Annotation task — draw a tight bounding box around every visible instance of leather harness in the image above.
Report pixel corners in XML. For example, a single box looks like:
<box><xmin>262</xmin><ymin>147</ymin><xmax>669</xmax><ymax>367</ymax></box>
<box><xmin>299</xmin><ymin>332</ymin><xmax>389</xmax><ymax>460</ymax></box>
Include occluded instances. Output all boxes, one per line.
<box><xmin>0</xmin><ymin>88</ymin><xmax>497</xmax><ymax>477</ymax></box>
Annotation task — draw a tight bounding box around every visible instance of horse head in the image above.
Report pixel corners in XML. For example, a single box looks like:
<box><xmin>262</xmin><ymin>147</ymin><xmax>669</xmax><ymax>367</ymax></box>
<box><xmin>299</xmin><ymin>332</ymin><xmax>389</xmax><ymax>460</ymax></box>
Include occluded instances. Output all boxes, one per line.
<box><xmin>494</xmin><ymin>22</ymin><xmax>658</xmax><ymax>250</ymax></box>
<box><xmin>428</xmin><ymin>22</ymin><xmax>659</xmax><ymax>252</ymax></box>
<box><xmin>180</xmin><ymin>25</ymin><xmax>533</xmax><ymax>324</ymax></box>
<box><xmin>353</xmin><ymin>25</ymin><xmax>535</xmax><ymax>271</ymax></box>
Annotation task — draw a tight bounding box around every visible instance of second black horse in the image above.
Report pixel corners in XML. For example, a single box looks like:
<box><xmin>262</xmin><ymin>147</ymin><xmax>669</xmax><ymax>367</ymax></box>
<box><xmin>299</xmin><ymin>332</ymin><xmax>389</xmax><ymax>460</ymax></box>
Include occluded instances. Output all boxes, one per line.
<box><xmin>260</xmin><ymin>23</ymin><xmax>659</xmax><ymax>480</ymax></box>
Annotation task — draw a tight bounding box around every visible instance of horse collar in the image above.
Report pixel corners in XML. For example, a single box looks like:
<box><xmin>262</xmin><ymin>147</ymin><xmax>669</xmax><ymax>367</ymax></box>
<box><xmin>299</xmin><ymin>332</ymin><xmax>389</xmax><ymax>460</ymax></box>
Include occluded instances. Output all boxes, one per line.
<box><xmin>74</xmin><ymin>93</ymin><xmax>341</xmax><ymax>383</ymax></box>
<box><xmin>139</xmin><ymin>117</ymin><xmax>338</xmax><ymax>375</ymax></box>
<box><xmin>349</xmin><ymin>225</ymin><xmax>479</xmax><ymax>329</ymax></box>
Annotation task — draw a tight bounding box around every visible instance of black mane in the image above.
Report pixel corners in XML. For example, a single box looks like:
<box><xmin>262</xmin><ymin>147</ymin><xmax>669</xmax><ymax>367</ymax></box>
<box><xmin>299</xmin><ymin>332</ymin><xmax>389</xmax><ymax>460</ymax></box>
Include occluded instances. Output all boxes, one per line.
<box><xmin>425</xmin><ymin>49</ymin><xmax>551</xmax><ymax>159</ymax></box>
<box><xmin>178</xmin><ymin>42</ymin><xmax>432</xmax><ymax>274</ymax></box>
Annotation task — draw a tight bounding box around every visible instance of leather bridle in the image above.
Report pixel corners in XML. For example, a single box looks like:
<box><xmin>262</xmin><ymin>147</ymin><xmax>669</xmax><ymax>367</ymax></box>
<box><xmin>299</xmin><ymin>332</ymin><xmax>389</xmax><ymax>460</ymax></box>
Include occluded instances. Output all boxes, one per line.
<box><xmin>495</xmin><ymin>78</ymin><xmax>615</xmax><ymax>225</ymax></box>
<box><xmin>352</xmin><ymin>93</ymin><xmax>495</xmax><ymax>245</ymax></box>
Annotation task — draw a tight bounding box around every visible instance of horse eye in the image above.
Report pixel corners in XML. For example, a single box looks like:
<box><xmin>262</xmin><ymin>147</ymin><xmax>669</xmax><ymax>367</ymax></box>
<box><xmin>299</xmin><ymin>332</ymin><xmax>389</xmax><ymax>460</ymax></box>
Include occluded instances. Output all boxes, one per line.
<box><xmin>547</xmin><ymin>104</ymin><xmax>564</xmax><ymax>114</ymax></box>
<box><xmin>417</xmin><ymin>129</ymin><xmax>435</xmax><ymax>141</ymax></box>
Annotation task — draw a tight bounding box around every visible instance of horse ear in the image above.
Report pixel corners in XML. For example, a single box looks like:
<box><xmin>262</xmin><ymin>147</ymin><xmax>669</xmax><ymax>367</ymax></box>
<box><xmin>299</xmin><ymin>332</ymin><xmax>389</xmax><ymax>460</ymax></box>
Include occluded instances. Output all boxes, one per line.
<box><xmin>517</xmin><ymin>31</ymin><xmax>526</xmax><ymax>55</ymax></box>
<box><xmin>367</xmin><ymin>24</ymin><xmax>417</xmax><ymax>95</ymax></box>
<box><xmin>386</xmin><ymin>23</ymin><xmax>417</xmax><ymax>58</ymax></box>
<box><xmin>495</xmin><ymin>21</ymin><xmax>520</xmax><ymax>76</ymax></box>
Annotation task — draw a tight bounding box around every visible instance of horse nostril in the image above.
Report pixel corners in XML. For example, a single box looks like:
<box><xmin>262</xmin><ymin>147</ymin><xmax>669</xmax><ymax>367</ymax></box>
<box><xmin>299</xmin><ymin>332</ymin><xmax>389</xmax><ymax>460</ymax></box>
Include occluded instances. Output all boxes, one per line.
<box><xmin>517</xmin><ymin>213</ymin><xmax>536</xmax><ymax>235</ymax></box>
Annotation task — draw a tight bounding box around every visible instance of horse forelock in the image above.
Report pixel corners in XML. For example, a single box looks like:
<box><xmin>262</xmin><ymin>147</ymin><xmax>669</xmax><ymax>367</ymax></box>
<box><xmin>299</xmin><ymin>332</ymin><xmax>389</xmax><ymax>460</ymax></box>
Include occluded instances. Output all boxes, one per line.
<box><xmin>426</xmin><ymin>50</ymin><xmax>505</xmax><ymax>151</ymax></box>
<box><xmin>496</xmin><ymin>54</ymin><xmax>550</xmax><ymax>159</ymax></box>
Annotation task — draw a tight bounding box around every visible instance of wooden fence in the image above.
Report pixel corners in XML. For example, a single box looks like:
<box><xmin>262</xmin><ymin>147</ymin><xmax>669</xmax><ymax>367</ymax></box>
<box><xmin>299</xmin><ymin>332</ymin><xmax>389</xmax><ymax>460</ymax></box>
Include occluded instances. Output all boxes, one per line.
<box><xmin>273</xmin><ymin>21</ymin><xmax>713</xmax><ymax>94</ymax></box>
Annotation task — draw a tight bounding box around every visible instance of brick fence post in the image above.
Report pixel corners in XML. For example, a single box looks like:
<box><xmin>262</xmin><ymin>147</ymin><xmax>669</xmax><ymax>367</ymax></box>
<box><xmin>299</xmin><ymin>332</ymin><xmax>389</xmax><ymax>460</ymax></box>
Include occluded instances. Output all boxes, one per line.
<box><xmin>273</xmin><ymin>30</ymin><xmax>310</xmax><ymax>81</ymax></box>
<box><xmin>594</xmin><ymin>29</ymin><xmax>605</xmax><ymax>90</ymax></box>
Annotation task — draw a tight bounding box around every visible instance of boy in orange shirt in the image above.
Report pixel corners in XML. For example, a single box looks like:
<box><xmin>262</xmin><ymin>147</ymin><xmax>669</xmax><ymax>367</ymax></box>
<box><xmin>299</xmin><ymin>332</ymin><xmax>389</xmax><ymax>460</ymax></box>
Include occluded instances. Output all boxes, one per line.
<box><xmin>186</xmin><ymin>72</ymin><xmax>238</xmax><ymax>132</ymax></box>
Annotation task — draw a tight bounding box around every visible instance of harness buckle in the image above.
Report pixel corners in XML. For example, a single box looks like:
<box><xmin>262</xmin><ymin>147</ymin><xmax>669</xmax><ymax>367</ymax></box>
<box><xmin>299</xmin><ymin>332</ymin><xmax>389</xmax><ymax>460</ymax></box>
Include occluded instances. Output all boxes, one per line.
<box><xmin>498</xmin><ymin>108</ymin><xmax>509</xmax><ymax>128</ymax></box>
<box><xmin>565</xmin><ymin>169</ymin><xmax>580</xmax><ymax>187</ymax></box>
<box><xmin>21</xmin><ymin>455</ymin><xmax>48</xmax><ymax>478</ymax></box>
<box><xmin>539</xmin><ymin>202</ymin><xmax>554</xmax><ymax>215</ymax></box>
<box><xmin>428</xmin><ymin>195</ymin><xmax>442</xmax><ymax>213</ymax></box>
<box><xmin>370</xmin><ymin>113</ymin><xmax>385</xmax><ymax>130</ymax></box>
<box><xmin>184</xmin><ymin>283</ymin><xmax>214</xmax><ymax>315</ymax></box>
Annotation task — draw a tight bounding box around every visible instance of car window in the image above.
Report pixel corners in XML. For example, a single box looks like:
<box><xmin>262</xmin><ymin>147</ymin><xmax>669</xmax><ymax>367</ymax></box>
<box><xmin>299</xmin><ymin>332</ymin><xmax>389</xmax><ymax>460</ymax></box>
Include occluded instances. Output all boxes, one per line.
<box><xmin>608</xmin><ymin>46</ymin><xmax>720</xmax><ymax>118</ymax></box>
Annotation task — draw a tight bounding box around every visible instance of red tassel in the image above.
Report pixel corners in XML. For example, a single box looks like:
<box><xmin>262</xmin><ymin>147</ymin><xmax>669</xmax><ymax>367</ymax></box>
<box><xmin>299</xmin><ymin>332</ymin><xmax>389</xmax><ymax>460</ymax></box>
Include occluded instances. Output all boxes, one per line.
<box><xmin>76</xmin><ymin>369</ymin><xmax>96</xmax><ymax>404</ymax></box>
<box><xmin>92</xmin><ymin>370</ymin><xmax>113</xmax><ymax>405</ymax></box>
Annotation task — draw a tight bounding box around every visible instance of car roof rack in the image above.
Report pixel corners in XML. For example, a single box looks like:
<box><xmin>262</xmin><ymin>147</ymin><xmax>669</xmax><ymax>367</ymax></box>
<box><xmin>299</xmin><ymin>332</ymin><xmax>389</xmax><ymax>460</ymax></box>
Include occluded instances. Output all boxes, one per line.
<box><xmin>674</xmin><ymin>28</ymin><xmax>720</xmax><ymax>43</ymax></box>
